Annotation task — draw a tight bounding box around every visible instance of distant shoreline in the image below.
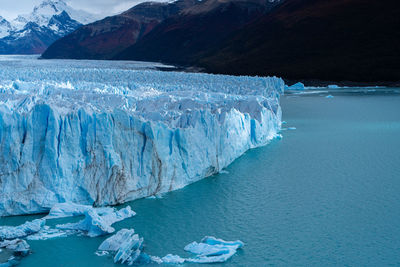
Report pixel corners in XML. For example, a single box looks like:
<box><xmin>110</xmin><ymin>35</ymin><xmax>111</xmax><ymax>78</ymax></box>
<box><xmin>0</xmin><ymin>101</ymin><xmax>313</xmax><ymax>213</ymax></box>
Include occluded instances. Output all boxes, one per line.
<box><xmin>156</xmin><ymin>65</ymin><xmax>400</xmax><ymax>88</ymax></box>
<box><xmin>2</xmin><ymin>54</ymin><xmax>398</xmax><ymax>87</ymax></box>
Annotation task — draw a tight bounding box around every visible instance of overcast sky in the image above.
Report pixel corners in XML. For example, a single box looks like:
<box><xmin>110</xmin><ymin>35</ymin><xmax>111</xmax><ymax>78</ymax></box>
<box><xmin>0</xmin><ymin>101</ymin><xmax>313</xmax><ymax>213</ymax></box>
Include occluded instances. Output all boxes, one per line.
<box><xmin>0</xmin><ymin>0</ymin><xmax>158</xmax><ymax>20</ymax></box>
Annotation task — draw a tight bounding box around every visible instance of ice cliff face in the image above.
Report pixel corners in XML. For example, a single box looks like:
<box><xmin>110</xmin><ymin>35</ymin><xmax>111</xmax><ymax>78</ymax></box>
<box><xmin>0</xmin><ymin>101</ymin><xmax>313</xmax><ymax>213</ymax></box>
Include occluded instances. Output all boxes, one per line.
<box><xmin>0</xmin><ymin>57</ymin><xmax>283</xmax><ymax>216</ymax></box>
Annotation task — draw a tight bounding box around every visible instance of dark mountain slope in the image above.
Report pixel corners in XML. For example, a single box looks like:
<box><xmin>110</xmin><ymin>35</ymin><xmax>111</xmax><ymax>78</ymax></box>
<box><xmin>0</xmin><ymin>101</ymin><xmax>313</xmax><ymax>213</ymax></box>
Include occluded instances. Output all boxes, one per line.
<box><xmin>115</xmin><ymin>0</ymin><xmax>282</xmax><ymax>64</ymax></box>
<box><xmin>192</xmin><ymin>0</ymin><xmax>400</xmax><ymax>82</ymax></box>
<box><xmin>42</xmin><ymin>0</ymin><xmax>199</xmax><ymax>59</ymax></box>
<box><xmin>116</xmin><ymin>0</ymin><xmax>400</xmax><ymax>82</ymax></box>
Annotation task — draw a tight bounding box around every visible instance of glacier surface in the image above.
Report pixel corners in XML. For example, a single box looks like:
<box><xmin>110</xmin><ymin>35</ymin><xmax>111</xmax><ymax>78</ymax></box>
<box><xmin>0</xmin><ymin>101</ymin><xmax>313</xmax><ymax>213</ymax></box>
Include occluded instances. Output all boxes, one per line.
<box><xmin>0</xmin><ymin>57</ymin><xmax>283</xmax><ymax>216</ymax></box>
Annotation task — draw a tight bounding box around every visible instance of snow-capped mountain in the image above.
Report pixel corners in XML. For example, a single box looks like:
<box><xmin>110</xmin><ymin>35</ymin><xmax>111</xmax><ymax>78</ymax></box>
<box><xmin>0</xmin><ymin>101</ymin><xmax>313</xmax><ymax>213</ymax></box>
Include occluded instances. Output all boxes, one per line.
<box><xmin>0</xmin><ymin>16</ymin><xmax>13</xmax><ymax>38</ymax></box>
<box><xmin>13</xmin><ymin>0</ymin><xmax>98</xmax><ymax>29</ymax></box>
<box><xmin>0</xmin><ymin>0</ymin><xmax>101</xmax><ymax>54</ymax></box>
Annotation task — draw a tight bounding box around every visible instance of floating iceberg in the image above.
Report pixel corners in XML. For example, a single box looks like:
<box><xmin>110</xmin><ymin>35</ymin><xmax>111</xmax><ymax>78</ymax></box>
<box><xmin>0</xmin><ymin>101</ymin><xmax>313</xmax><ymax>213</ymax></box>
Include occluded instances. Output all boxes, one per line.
<box><xmin>98</xmin><ymin>229</ymin><xmax>136</xmax><ymax>251</ymax></box>
<box><xmin>326</xmin><ymin>95</ymin><xmax>334</xmax><ymax>98</ymax></box>
<box><xmin>0</xmin><ymin>219</ymin><xmax>45</xmax><ymax>240</ymax></box>
<box><xmin>45</xmin><ymin>202</ymin><xmax>115</xmax><ymax>219</ymax></box>
<box><xmin>286</xmin><ymin>82</ymin><xmax>305</xmax><ymax>90</ymax></box>
<box><xmin>183</xmin><ymin>236</ymin><xmax>244</xmax><ymax>263</ymax></box>
<box><xmin>328</xmin><ymin>85</ymin><xmax>340</xmax><ymax>89</ymax></box>
<box><xmin>200</xmin><ymin>236</ymin><xmax>244</xmax><ymax>248</ymax></box>
<box><xmin>0</xmin><ymin>59</ymin><xmax>283</xmax><ymax>216</ymax></box>
<box><xmin>56</xmin><ymin>206</ymin><xmax>135</xmax><ymax>237</ymax></box>
<box><xmin>153</xmin><ymin>236</ymin><xmax>244</xmax><ymax>264</ymax></box>
<box><xmin>97</xmin><ymin>230</ymin><xmax>244</xmax><ymax>265</ymax></box>
<box><xmin>160</xmin><ymin>254</ymin><xmax>185</xmax><ymax>264</ymax></box>
<box><xmin>97</xmin><ymin>229</ymin><xmax>151</xmax><ymax>265</ymax></box>
<box><xmin>0</xmin><ymin>239</ymin><xmax>30</xmax><ymax>256</ymax></box>
<box><xmin>26</xmin><ymin>226</ymin><xmax>72</xmax><ymax>241</ymax></box>
<box><xmin>0</xmin><ymin>239</ymin><xmax>30</xmax><ymax>266</ymax></box>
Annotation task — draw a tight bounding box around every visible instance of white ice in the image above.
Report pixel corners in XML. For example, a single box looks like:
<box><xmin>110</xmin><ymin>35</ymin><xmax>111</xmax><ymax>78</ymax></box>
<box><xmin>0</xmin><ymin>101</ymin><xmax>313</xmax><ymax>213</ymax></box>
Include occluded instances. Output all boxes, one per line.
<box><xmin>155</xmin><ymin>236</ymin><xmax>244</xmax><ymax>264</ymax></box>
<box><xmin>183</xmin><ymin>236</ymin><xmax>244</xmax><ymax>263</ymax></box>
<box><xmin>0</xmin><ymin>239</ymin><xmax>30</xmax><ymax>255</ymax></box>
<box><xmin>26</xmin><ymin>226</ymin><xmax>71</xmax><ymax>241</ymax></box>
<box><xmin>161</xmin><ymin>254</ymin><xmax>186</xmax><ymax>264</ymax></box>
<box><xmin>286</xmin><ymin>82</ymin><xmax>305</xmax><ymax>90</ymax></box>
<box><xmin>56</xmin><ymin>206</ymin><xmax>135</xmax><ymax>237</ymax></box>
<box><xmin>97</xmin><ymin>229</ymin><xmax>151</xmax><ymax>265</ymax></box>
<box><xmin>0</xmin><ymin>239</ymin><xmax>30</xmax><ymax>266</ymax></box>
<box><xmin>0</xmin><ymin>219</ymin><xmax>45</xmax><ymax>240</ymax></box>
<box><xmin>45</xmin><ymin>202</ymin><xmax>117</xmax><ymax>219</ymax></box>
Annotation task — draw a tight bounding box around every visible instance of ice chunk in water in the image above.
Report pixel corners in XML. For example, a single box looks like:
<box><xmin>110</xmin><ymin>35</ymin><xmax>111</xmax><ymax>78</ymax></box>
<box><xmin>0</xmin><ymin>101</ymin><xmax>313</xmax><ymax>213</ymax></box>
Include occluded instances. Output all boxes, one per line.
<box><xmin>97</xmin><ymin>229</ymin><xmax>151</xmax><ymax>265</ymax></box>
<box><xmin>161</xmin><ymin>254</ymin><xmax>186</xmax><ymax>264</ymax></box>
<box><xmin>0</xmin><ymin>219</ymin><xmax>45</xmax><ymax>240</ymax></box>
<box><xmin>45</xmin><ymin>202</ymin><xmax>114</xmax><ymax>219</ymax></box>
<box><xmin>287</xmin><ymin>82</ymin><xmax>305</xmax><ymax>90</ymax></box>
<box><xmin>56</xmin><ymin>206</ymin><xmax>135</xmax><ymax>237</ymax></box>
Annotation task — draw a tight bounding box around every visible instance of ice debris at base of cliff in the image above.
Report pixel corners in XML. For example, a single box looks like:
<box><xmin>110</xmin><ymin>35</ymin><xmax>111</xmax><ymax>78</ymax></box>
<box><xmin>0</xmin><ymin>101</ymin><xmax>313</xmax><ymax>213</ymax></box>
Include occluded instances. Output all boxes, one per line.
<box><xmin>43</xmin><ymin>203</ymin><xmax>136</xmax><ymax>238</ymax></box>
<box><xmin>27</xmin><ymin>226</ymin><xmax>72</xmax><ymax>241</ymax></box>
<box><xmin>45</xmin><ymin>202</ymin><xmax>117</xmax><ymax>219</ymax></box>
<box><xmin>97</xmin><ymin>231</ymin><xmax>244</xmax><ymax>265</ymax></box>
<box><xmin>1</xmin><ymin>203</ymin><xmax>136</xmax><ymax>266</ymax></box>
<box><xmin>0</xmin><ymin>60</ymin><xmax>283</xmax><ymax>216</ymax></box>
<box><xmin>0</xmin><ymin>202</ymin><xmax>244</xmax><ymax>266</ymax></box>
<box><xmin>0</xmin><ymin>239</ymin><xmax>30</xmax><ymax>266</ymax></box>
<box><xmin>56</xmin><ymin>206</ymin><xmax>135</xmax><ymax>237</ymax></box>
<box><xmin>0</xmin><ymin>219</ymin><xmax>45</xmax><ymax>240</ymax></box>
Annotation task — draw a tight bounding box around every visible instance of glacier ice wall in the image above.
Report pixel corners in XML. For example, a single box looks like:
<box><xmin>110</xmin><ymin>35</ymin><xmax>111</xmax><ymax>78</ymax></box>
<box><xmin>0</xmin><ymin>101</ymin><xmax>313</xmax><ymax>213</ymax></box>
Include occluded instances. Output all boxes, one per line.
<box><xmin>0</xmin><ymin>58</ymin><xmax>284</xmax><ymax>216</ymax></box>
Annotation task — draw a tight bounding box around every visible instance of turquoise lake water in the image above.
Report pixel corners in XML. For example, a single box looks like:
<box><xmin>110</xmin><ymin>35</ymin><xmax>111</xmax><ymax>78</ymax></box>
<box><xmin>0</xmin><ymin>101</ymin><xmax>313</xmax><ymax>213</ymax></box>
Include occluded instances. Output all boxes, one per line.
<box><xmin>1</xmin><ymin>87</ymin><xmax>400</xmax><ymax>266</ymax></box>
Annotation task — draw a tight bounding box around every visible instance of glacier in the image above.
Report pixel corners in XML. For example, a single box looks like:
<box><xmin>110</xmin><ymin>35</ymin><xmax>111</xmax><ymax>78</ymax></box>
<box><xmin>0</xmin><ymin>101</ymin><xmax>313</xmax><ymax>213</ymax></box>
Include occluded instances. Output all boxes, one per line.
<box><xmin>0</xmin><ymin>57</ymin><xmax>284</xmax><ymax>216</ymax></box>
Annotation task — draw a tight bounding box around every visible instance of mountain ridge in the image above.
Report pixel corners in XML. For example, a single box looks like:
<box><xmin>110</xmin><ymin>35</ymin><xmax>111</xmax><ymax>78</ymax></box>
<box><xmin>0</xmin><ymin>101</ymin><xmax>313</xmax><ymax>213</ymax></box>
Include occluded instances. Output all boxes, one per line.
<box><xmin>0</xmin><ymin>0</ymin><xmax>100</xmax><ymax>54</ymax></box>
<box><xmin>42</xmin><ymin>0</ymin><xmax>281</xmax><ymax>60</ymax></box>
<box><xmin>42</xmin><ymin>0</ymin><xmax>201</xmax><ymax>59</ymax></box>
<box><xmin>42</xmin><ymin>0</ymin><xmax>400</xmax><ymax>82</ymax></box>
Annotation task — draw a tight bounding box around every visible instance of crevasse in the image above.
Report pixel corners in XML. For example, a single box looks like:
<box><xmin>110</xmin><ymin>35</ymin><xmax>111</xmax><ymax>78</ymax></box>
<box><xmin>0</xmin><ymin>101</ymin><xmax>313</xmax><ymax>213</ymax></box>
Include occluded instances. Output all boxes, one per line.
<box><xmin>0</xmin><ymin>58</ymin><xmax>284</xmax><ymax>216</ymax></box>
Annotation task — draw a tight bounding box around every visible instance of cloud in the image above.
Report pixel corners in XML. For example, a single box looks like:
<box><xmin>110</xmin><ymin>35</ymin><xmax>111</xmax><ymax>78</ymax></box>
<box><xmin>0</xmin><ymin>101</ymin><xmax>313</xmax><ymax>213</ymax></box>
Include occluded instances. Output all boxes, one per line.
<box><xmin>0</xmin><ymin>0</ymin><xmax>167</xmax><ymax>20</ymax></box>
<box><xmin>0</xmin><ymin>0</ymin><xmax>42</xmax><ymax>20</ymax></box>
<box><xmin>65</xmin><ymin>0</ymin><xmax>151</xmax><ymax>15</ymax></box>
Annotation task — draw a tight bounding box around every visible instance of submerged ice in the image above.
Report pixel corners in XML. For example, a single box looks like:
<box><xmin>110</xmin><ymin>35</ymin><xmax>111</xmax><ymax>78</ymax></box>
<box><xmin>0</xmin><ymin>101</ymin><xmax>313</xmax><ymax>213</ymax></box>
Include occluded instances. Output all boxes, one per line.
<box><xmin>0</xmin><ymin>60</ymin><xmax>284</xmax><ymax>216</ymax></box>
